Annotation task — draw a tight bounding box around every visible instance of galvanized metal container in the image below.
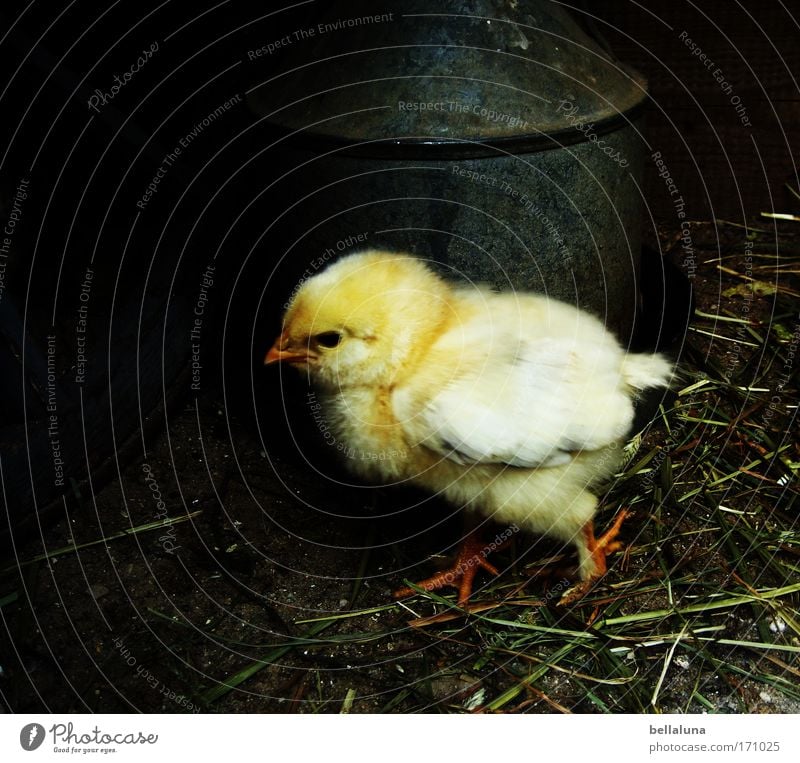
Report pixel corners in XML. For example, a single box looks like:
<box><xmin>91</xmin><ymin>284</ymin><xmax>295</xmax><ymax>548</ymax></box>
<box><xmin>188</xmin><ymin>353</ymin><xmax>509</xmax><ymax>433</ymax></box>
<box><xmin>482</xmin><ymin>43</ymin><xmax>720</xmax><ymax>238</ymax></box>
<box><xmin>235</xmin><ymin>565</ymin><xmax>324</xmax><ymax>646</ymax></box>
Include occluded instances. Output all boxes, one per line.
<box><xmin>249</xmin><ymin>0</ymin><xmax>648</xmax><ymax>340</ymax></box>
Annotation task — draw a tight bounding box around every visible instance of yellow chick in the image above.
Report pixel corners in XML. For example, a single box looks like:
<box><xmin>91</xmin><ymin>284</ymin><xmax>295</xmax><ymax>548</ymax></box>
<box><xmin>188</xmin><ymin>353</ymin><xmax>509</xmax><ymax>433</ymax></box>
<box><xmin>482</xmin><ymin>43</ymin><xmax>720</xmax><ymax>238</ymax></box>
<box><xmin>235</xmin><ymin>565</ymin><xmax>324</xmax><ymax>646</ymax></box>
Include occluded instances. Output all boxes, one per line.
<box><xmin>266</xmin><ymin>251</ymin><xmax>672</xmax><ymax>605</ymax></box>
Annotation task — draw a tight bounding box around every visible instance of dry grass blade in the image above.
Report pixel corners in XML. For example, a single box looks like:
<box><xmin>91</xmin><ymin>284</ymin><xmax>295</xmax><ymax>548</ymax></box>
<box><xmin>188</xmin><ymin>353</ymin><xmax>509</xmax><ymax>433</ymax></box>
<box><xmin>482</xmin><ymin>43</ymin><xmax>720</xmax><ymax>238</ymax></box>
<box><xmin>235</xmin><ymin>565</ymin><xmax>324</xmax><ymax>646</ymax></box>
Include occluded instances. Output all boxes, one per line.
<box><xmin>3</xmin><ymin>510</ymin><xmax>203</xmax><ymax>572</ymax></box>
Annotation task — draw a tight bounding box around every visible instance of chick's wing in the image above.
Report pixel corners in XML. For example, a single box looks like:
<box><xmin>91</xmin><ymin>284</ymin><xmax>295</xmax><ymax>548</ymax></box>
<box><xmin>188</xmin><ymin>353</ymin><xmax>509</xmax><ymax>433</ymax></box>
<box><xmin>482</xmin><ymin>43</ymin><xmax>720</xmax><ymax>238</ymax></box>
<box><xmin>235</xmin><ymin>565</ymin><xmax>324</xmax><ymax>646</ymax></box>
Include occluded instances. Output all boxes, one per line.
<box><xmin>395</xmin><ymin>304</ymin><xmax>637</xmax><ymax>469</ymax></box>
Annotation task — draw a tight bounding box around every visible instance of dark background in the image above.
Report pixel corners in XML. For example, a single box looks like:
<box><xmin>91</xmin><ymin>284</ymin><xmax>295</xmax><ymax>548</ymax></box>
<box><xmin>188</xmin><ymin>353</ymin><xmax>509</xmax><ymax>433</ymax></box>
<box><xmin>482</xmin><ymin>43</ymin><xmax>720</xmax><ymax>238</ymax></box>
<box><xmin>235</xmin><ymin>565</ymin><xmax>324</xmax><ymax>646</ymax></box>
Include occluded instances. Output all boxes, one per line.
<box><xmin>594</xmin><ymin>0</ymin><xmax>800</xmax><ymax>220</ymax></box>
<box><xmin>0</xmin><ymin>1</ymin><xmax>797</xmax><ymax>714</ymax></box>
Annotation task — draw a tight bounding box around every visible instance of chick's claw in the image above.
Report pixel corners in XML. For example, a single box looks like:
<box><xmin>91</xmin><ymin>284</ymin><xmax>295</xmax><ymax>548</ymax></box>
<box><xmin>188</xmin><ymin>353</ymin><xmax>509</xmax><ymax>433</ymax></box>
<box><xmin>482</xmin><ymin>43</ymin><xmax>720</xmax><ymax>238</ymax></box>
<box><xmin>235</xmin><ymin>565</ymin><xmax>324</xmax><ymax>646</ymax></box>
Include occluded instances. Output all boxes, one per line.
<box><xmin>588</xmin><ymin>508</ymin><xmax>632</xmax><ymax>572</ymax></box>
<box><xmin>557</xmin><ymin>508</ymin><xmax>632</xmax><ymax>607</ymax></box>
<box><xmin>393</xmin><ymin>532</ymin><xmax>503</xmax><ymax>606</ymax></box>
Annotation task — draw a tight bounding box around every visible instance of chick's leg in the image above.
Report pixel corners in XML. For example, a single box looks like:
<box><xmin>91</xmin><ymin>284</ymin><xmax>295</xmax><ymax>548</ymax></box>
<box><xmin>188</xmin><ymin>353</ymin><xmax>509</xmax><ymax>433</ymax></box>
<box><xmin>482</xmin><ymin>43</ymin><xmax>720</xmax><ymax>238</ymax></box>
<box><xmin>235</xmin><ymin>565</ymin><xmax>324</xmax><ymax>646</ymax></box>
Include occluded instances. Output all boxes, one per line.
<box><xmin>559</xmin><ymin>508</ymin><xmax>631</xmax><ymax>606</ymax></box>
<box><xmin>393</xmin><ymin>529</ymin><xmax>504</xmax><ymax>605</ymax></box>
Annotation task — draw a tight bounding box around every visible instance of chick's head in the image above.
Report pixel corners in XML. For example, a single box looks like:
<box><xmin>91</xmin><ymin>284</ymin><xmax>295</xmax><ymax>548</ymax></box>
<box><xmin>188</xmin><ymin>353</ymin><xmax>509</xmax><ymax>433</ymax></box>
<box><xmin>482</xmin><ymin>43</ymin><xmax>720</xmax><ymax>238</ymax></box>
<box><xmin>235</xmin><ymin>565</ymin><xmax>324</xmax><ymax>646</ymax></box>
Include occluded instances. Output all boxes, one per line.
<box><xmin>266</xmin><ymin>251</ymin><xmax>451</xmax><ymax>389</ymax></box>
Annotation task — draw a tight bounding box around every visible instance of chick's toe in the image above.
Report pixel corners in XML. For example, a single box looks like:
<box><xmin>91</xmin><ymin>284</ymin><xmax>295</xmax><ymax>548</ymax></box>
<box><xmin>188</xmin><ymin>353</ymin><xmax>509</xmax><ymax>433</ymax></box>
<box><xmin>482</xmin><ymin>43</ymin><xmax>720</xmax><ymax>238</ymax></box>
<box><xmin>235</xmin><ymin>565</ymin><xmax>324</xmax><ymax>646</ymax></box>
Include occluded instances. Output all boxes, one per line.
<box><xmin>393</xmin><ymin>530</ymin><xmax>506</xmax><ymax>606</ymax></box>
<box><xmin>558</xmin><ymin>508</ymin><xmax>632</xmax><ymax>606</ymax></box>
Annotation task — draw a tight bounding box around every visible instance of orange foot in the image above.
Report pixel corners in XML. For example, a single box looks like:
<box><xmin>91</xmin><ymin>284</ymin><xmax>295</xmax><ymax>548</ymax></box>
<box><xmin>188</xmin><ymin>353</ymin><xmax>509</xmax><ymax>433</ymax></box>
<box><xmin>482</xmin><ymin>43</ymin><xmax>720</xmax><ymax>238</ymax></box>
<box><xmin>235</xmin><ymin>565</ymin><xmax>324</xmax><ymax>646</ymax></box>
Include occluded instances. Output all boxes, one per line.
<box><xmin>393</xmin><ymin>531</ymin><xmax>504</xmax><ymax>605</ymax></box>
<box><xmin>558</xmin><ymin>508</ymin><xmax>631</xmax><ymax>606</ymax></box>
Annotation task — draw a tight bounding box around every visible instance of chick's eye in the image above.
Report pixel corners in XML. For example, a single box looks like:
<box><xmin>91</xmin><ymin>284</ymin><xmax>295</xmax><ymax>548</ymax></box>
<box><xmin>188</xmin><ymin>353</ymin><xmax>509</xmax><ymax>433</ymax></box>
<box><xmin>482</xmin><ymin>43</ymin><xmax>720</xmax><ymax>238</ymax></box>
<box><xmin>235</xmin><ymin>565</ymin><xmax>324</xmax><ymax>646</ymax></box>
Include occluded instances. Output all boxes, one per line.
<box><xmin>314</xmin><ymin>331</ymin><xmax>342</xmax><ymax>349</ymax></box>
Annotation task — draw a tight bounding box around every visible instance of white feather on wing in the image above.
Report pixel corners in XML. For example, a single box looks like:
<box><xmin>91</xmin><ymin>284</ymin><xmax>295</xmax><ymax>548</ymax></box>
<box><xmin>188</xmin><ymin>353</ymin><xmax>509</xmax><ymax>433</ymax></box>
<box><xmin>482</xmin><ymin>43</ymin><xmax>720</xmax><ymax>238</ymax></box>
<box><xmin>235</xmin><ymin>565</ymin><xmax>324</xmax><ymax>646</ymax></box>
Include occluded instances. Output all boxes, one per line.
<box><xmin>400</xmin><ymin>332</ymin><xmax>640</xmax><ymax>469</ymax></box>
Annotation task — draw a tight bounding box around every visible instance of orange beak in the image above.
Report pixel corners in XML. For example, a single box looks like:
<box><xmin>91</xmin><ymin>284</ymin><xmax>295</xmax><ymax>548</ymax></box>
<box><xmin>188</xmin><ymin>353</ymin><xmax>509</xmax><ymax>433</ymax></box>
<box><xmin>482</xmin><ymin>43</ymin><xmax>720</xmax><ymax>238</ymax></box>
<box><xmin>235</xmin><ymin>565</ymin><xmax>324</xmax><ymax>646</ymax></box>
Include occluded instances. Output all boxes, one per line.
<box><xmin>264</xmin><ymin>332</ymin><xmax>313</xmax><ymax>365</ymax></box>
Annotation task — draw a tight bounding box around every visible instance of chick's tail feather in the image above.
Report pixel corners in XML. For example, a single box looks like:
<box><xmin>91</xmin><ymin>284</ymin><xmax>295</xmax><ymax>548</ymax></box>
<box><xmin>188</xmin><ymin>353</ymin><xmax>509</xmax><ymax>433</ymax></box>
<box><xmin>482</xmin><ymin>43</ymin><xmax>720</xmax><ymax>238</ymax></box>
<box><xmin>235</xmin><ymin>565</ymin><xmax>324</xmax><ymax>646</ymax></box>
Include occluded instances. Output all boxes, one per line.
<box><xmin>621</xmin><ymin>352</ymin><xmax>674</xmax><ymax>391</ymax></box>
